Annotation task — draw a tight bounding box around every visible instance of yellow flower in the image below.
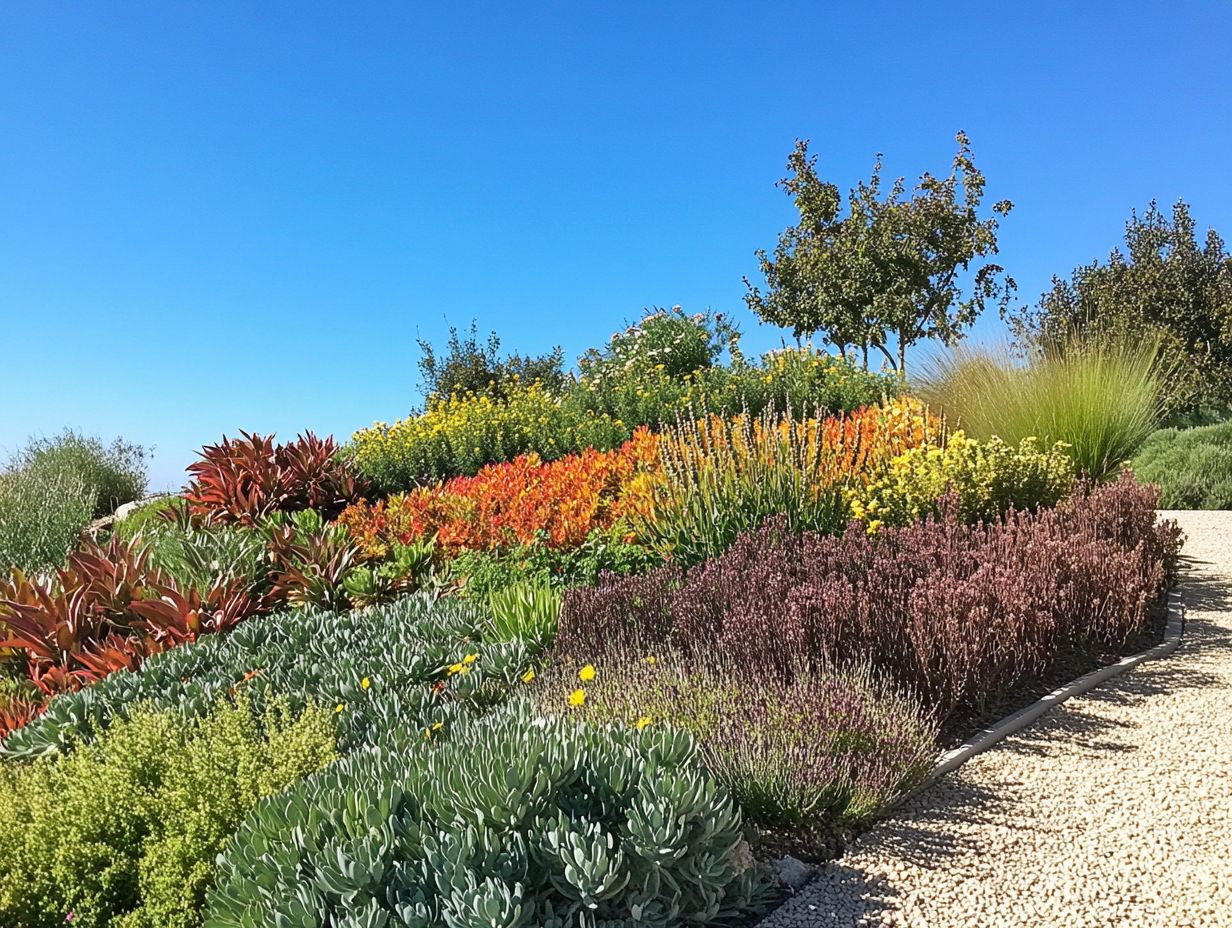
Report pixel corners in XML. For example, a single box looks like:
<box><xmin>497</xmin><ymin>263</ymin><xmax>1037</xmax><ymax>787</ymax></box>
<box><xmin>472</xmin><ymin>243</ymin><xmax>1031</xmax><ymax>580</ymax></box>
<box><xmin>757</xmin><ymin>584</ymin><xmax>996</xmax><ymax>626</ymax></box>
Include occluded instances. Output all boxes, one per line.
<box><xmin>432</xmin><ymin>721</ymin><xmax>443</xmax><ymax>731</ymax></box>
<box><xmin>634</xmin><ymin>716</ymin><xmax>653</xmax><ymax>731</ymax></box>
<box><xmin>462</xmin><ymin>653</ymin><xmax>478</xmax><ymax>665</ymax></box>
<box><xmin>644</xmin><ymin>655</ymin><xmax>657</xmax><ymax>665</ymax></box>
<box><xmin>447</xmin><ymin>662</ymin><xmax>464</xmax><ymax>676</ymax></box>
<box><xmin>335</xmin><ymin>703</ymin><xmax>345</xmax><ymax>713</ymax></box>
<box><xmin>521</xmin><ymin>669</ymin><xmax>536</xmax><ymax>684</ymax></box>
<box><xmin>578</xmin><ymin>664</ymin><xmax>596</xmax><ymax>682</ymax></box>
<box><xmin>567</xmin><ymin>688</ymin><xmax>586</xmax><ymax>707</ymax></box>
<box><xmin>361</xmin><ymin>677</ymin><xmax>370</xmax><ymax>690</ymax></box>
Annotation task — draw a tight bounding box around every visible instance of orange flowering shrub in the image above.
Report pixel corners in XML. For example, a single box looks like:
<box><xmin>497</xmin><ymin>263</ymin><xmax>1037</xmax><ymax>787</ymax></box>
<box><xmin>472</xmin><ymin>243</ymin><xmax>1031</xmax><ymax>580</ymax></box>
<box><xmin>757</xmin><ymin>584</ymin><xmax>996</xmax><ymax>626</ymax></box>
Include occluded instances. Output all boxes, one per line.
<box><xmin>336</xmin><ymin>429</ymin><xmax>658</xmax><ymax>556</ymax></box>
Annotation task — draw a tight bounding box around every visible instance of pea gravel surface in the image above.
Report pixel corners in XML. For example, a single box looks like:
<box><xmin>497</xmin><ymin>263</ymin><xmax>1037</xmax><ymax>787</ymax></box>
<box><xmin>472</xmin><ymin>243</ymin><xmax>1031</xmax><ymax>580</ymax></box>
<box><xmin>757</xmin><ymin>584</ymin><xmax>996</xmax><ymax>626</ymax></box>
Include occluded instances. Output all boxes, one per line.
<box><xmin>759</xmin><ymin>509</ymin><xmax>1232</xmax><ymax>928</ymax></box>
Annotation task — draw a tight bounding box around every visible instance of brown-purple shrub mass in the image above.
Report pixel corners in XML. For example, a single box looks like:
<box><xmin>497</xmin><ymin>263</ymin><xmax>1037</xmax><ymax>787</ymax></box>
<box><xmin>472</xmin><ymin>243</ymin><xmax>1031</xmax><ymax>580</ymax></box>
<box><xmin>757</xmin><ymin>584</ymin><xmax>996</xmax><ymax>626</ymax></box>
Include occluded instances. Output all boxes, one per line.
<box><xmin>557</xmin><ymin>472</ymin><xmax>1182</xmax><ymax>717</ymax></box>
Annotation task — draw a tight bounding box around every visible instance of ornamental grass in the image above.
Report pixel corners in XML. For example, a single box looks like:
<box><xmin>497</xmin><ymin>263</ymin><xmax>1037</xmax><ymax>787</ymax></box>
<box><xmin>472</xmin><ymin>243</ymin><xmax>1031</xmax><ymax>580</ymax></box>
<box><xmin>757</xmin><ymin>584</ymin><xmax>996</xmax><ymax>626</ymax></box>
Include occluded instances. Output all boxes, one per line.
<box><xmin>919</xmin><ymin>336</ymin><xmax>1165</xmax><ymax>479</ymax></box>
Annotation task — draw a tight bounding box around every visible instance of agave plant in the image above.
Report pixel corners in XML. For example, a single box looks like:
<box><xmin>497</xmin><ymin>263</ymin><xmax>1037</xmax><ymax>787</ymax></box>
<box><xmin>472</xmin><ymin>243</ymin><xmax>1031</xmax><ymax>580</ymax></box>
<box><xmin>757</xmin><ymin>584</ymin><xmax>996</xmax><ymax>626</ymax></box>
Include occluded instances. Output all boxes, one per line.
<box><xmin>184</xmin><ymin>431</ymin><xmax>369</xmax><ymax>525</ymax></box>
<box><xmin>265</xmin><ymin>512</ymin><xmax>363</xmax><ymax>611</ymax></box>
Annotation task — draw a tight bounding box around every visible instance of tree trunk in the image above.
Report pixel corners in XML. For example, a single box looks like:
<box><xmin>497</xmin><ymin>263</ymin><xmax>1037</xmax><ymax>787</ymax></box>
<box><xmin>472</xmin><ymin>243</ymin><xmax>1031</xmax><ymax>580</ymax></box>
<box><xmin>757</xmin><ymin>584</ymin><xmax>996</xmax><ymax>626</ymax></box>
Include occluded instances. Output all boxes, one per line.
<box><xmin>897</xmin><ymin>334</ymin><xmax>907</xmax><ymax>379</ymax></box>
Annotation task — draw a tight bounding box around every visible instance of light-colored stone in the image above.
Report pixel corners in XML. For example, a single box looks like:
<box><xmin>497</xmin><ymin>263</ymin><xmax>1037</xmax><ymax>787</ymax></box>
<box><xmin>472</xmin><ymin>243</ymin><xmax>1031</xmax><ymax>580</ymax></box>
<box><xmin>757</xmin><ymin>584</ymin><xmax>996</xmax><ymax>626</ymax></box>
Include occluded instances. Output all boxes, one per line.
<box><xmin>758</xmin><ymin>510</ymin><xmax>1232</xmax><ymax>928</ymax></box>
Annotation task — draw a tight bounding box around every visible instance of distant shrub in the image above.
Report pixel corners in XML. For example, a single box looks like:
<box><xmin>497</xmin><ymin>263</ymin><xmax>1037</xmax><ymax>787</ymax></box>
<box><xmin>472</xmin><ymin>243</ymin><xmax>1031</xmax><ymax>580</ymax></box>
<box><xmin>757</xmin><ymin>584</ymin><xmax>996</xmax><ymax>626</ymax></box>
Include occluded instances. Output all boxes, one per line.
<box><xmin>1132</xmin><ymin>420</ymin><xmax>1232</xmax><ymax>509</ymax></box>
<box><xmin>574</xmin><ymin>310</ymin><xmax>897</xmax><ymax>431</ymax></box>
<box><xmin>351</xmin><ymin>314</ymin><xmax>899</xmax><ymax>494</ymax></box>
<box><xmin>542</xmin><ymin>654</ymin><xmax>936</xmax><ymax>828</ymax></box>
<box><xmin>0</xmin><ymin>695</ymin><xmax>337</xmax><ymax>928</ymax></box>
<box><xmin>920</xmin><ymin>337</ymin><xmax>1163</xmax><ymax>478</ymax></box>
<box><xmin>205</xmin><ymin>700</ymin><xmax>764</xmax><ymax>928</ymax></box>
<box><xmin>0</xmin><ymin>465</ymin><xmax>95</xmax><ymax>574</ymax></box>
<box><xmin>417</xmin><ymin>319</ymin><xmax>567</xmax><ymax>399</ymax></box>
<box><xmin>13</xmin><ymin>429</ymin><xmax>149</xmax><ymax>518</ymax></box>
<box><xmin>0</xmin><ymin>430</ymin><xmax>149</xmax><ymax>573</ymax></box>
<box><xmin>557</xmin><ymin>473</ymin><xmax>1181</xmax><ymax>718</ymax></box>
<box><xmin>850</xmin><ymin>432</ymin><xmax>1076</xmax><ymax>530</ymax></box>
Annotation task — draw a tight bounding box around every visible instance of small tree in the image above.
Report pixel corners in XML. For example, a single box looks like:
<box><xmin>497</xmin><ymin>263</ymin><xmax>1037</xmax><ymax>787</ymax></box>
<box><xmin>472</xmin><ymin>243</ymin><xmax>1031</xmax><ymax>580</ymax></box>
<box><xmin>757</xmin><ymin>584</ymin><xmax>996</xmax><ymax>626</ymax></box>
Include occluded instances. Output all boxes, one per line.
<box><xmin>1009</xmin><ymin>200</ymin><xmax>1232</xmax><ymax>421</ymax></box>
<box><xmin>744</xmin><ymin>132</ymin><xmax>1014</xmax><ymax>376</ymax></box>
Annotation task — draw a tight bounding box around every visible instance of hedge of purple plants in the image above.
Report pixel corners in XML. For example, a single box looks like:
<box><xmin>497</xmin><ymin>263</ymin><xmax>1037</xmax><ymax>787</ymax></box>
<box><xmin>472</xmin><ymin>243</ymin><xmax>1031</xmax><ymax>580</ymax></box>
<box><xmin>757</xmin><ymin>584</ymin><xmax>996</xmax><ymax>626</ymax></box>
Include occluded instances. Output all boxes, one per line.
<box><xmin>557</xmin><ymin>472</ymin><xmax>1182</xmax><ymax>720</ymax></box>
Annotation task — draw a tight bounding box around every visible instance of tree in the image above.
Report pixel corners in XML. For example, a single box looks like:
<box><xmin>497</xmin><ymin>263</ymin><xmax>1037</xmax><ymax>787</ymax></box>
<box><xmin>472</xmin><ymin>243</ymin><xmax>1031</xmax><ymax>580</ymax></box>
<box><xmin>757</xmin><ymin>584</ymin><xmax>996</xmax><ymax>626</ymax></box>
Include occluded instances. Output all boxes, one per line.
<box><xmin>744</xmin><ymin>132</ymin><xmax>1014</xmax><ymax>376</ymax></box>
<box><xmin>1008</xmin><ymin>200</ymin><xmax>1232</xmax><ymax>421</ymax></box>
<box><xmin>416</xmin><ymin>321</ymin><xmax>566</xmax><ymax>400</ymax></box>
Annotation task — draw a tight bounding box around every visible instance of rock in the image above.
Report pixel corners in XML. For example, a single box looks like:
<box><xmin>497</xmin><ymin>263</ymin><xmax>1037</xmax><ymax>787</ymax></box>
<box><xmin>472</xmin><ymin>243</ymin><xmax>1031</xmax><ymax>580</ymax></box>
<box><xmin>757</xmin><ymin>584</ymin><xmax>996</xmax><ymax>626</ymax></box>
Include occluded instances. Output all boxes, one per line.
<box><xmin>776</xmin><ymin>855</ymin><xmax>816</xmax><ymax>891</ymax></box>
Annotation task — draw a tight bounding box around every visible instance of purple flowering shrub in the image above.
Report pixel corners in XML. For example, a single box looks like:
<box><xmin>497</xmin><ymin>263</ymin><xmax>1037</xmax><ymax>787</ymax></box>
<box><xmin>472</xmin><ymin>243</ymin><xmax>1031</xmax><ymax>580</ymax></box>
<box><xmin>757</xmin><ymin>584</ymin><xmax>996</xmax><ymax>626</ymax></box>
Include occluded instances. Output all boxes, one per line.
<box><xmin>557</xmin><ymin>472</ymin><xmax>1182</xmax><ymax>718</ymax></box>
<box><xmin>542</xmin><ymin>653</ymin><xmax>937</xmax><ymax>827</ymax></box>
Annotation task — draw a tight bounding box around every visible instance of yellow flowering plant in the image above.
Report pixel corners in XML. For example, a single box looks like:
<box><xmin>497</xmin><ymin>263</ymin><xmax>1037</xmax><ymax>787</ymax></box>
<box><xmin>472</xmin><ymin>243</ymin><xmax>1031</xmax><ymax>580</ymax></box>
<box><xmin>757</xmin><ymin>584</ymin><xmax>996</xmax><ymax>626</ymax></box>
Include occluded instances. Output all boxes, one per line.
<box><xmin>850</xmin><ymin>431</ymin><xmax>1075</xmax><ymax>530</ymax></box>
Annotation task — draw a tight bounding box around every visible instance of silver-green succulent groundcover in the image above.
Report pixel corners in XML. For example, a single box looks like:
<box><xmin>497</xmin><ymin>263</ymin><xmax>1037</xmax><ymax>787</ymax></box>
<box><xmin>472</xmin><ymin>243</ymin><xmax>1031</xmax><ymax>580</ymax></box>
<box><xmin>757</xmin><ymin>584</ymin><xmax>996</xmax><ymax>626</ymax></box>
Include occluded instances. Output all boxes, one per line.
<box><xmin>204</xmin><ymin>700</ymin><xmax>767</xmax><ymax>928</ymax></box>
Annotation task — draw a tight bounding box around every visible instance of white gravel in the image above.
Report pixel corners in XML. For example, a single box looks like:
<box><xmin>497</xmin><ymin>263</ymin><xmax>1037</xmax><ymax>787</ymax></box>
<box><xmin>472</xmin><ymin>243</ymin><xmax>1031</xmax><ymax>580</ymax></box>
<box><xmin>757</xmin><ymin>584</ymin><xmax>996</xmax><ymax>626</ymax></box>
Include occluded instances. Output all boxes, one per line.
<box><xmin>759</xmin><ymin>510</ymin><xmax>1232</xmax><ymax>928</ymax></box>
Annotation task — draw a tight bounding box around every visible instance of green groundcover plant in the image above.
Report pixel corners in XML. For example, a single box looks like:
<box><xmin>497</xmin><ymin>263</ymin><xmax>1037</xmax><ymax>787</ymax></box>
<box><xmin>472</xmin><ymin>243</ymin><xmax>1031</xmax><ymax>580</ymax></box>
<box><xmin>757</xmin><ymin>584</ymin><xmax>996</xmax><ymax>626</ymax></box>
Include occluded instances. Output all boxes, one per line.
<box><xmin>1132</xmin><ymin>420</ymin><xmax>1232</xmax><ymax>509</ymax></box>
<box><xmin>0</xmin><ymin>694</ymin><xmax>337</xmax><ymax>928</ymax></box>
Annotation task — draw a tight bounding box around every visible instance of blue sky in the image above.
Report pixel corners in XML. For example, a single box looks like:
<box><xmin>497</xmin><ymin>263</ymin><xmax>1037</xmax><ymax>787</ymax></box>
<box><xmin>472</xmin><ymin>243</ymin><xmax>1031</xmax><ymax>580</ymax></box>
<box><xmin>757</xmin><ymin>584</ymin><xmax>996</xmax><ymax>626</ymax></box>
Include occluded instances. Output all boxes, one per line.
<box><xmin>2</xmin><ymin>1</ymin><xmax>1230</xmax><ymax>490</ymax></box>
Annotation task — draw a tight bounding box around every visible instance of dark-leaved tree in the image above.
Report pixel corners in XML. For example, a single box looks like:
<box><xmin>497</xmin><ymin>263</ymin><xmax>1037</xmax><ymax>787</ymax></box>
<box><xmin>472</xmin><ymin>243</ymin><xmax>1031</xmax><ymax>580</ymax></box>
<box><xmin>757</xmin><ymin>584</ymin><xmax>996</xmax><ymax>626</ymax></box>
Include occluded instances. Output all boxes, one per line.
<box><xmin>1009</xmin><ymin>200</ymin><xmax>1232</xmax><ymax>422</ymax></box>
<box><xmin>744</xmin><ymin>131</ymin><xmax>1014</xmax><ymax>376</ymax></box>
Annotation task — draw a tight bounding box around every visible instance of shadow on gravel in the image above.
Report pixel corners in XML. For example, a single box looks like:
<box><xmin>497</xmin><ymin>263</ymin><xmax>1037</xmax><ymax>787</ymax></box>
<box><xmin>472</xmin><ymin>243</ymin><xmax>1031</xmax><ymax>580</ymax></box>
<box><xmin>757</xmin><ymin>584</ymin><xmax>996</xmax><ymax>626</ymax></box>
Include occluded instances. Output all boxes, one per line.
<box><xmin>757</xmin><ymin>867</ymin><xmax>899</xmax><ymax>927</ymax></box>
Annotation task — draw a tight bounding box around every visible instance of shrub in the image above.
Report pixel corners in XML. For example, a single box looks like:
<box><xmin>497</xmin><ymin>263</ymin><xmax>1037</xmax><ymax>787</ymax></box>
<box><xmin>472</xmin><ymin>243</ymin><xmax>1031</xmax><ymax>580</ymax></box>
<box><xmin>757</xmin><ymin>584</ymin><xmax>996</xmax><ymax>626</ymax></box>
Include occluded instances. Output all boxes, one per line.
<box><xmin>351</xmin><ymin>323</ymin><xmax>900</xmax><ymax>494</ymax></box>
<box><xmin>0</xmin><ymin>464</ymin><xmax>95</xmax><ymax>574</ymax></box>
<box><xmin>920</xmin><ymin>337</ymin><xmax>1164</xmax><ymax>478</ymax></box>
<box><xmin>338</xmin><ymin>432</ymin><xmax>657</xmax><ymax>556</ymax></box>
<box><xmin>1132</xmin><ymin>421</ymin><xmax>1232</xmax><ymax>509</ymax></box>
<box><xmin>183</xmin><ymin>431</ymin><xmax>367</xmax><ymax>525</ymax></box>
<box><xmin>541</xmin><ymin>654</ymin><xmax>936</xmax><ymax>828</ymax></box>
<box><xmin>557</xmin><ymin>473</ymin><xmax>1181</xmax><ymax>718</ymax></box>
<box><xmin>577</xmin><ymin>305</ymin><xmax>738</xmax><ymax>385</ymax></box>
<box><xmin>351</xmin><ymin>381</ymin><xmax>630</xmax><ymax>492</ymax></box>
<box><xmin>12</xmin><ymin>429</ymin><xmax>149</xmax><ymax>518</ymax></box>
<box><xmin>1</xmin><ymin>595</ymin><xmax>531</xmax><ymax>761</ymax></box>
<box><xmin>205</xmin><ymin>699</ymin><xmax>765</xmax><ymax>928</ymax></box>
<box><xmin>0</xmin><ymin>695</ymin><xmax>337</xmax><ymax>928</ymax></box>
<box><xmin>417</xmin><ymin>319</ymin><xmax>567</xmax><ymax>399</ymax></box>
<box><xmin>625</xmin><ymin>398</ymin><xmax>936</xmax><ymax>565</ymax></box>
<box><xmin>850</xmin><ymin>432</ymin><xmax>1076</xmax><ymax>530</ymax></box>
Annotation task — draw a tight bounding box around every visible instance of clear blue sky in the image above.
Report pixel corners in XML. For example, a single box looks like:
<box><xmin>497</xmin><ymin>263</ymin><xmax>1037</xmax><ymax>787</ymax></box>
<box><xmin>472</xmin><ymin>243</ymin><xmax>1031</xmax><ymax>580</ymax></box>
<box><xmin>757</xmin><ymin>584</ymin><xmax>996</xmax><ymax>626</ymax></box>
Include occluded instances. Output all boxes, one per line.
<box><xmin>2</xmin><ymin>2</ymin><xmax>1230</xmax><ymax>490</ymax></box>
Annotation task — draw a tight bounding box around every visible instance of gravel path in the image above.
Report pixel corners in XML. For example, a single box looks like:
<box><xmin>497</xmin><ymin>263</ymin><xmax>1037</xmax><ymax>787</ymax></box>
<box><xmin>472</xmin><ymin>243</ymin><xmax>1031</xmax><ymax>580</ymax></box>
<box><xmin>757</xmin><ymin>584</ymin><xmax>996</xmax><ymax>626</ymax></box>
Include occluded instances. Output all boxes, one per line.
<box><xmin>760</xmin><ymin>510</ymin><xmax>1232</xmax><ymax>928</ymax></box>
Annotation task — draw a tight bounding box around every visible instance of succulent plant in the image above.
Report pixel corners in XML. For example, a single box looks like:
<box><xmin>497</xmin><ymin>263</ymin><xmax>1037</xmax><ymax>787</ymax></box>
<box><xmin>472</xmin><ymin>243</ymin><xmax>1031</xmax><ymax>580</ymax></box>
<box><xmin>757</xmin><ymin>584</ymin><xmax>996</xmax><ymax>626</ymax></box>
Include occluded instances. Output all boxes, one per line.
<box><xmin>204</xmin><ymin>701</ymin><xmax>765</xmax><ymax>928</ymax></box>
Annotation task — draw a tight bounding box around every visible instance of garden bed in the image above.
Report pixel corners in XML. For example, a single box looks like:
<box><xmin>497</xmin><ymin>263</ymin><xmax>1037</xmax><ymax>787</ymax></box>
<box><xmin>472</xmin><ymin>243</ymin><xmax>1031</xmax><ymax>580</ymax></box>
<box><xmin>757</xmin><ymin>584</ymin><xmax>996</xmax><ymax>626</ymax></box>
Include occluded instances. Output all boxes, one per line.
<box><xmin>0</xmin><ymin>311</ymin><xmax>1186</xmax><ymax>927</ymax></box>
